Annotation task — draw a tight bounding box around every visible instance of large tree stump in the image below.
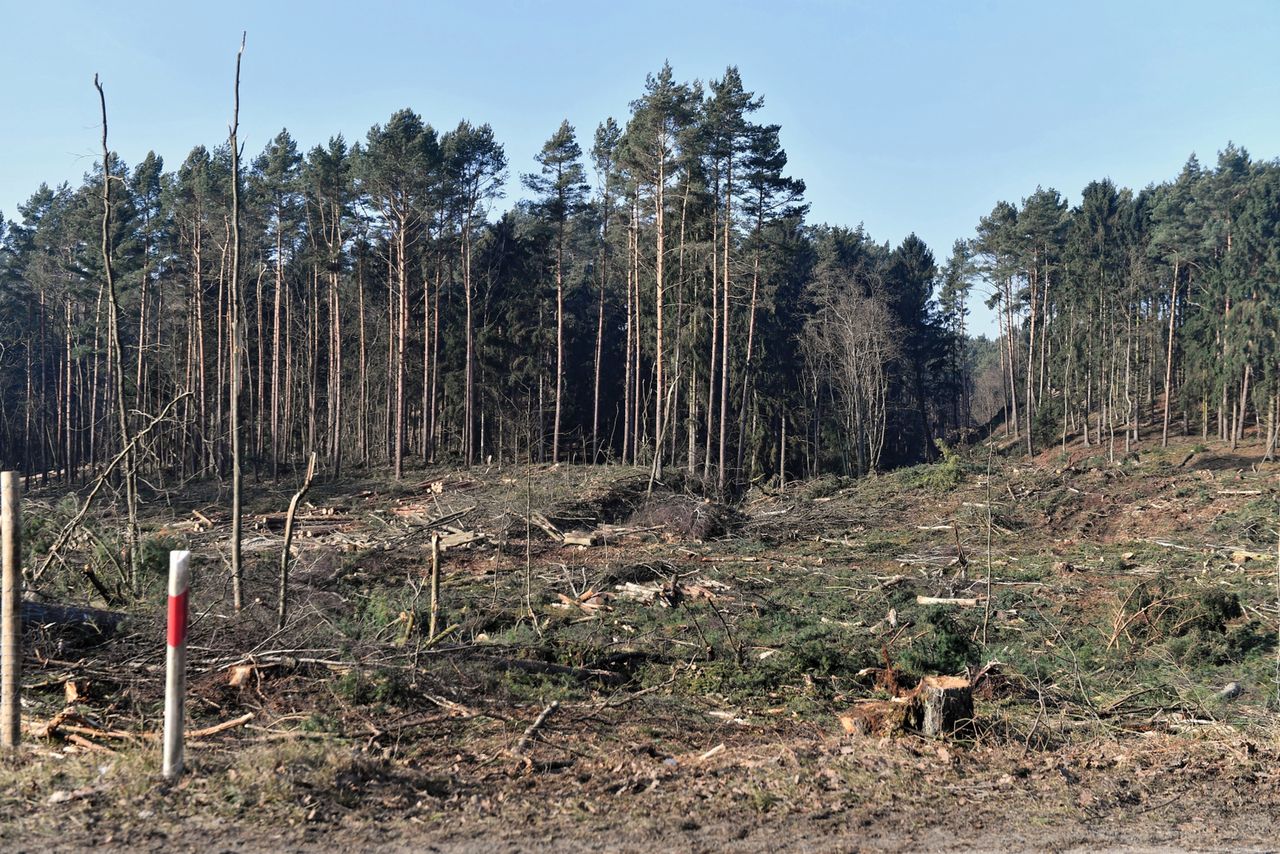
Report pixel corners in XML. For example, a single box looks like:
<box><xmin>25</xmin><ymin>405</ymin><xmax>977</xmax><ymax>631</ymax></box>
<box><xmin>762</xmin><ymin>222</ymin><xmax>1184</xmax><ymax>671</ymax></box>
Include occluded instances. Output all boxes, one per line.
<box><xmin>915</xmin><ymin>675</ymin><xmax>973</xmax><ymax>736</ymax></box>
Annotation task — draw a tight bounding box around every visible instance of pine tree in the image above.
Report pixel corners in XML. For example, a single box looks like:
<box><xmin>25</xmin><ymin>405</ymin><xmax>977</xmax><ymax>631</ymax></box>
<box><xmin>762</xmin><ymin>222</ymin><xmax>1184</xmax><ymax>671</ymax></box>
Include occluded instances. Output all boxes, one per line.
<box><xmin>524</xmin><ymin>120</ymin><xmax>588</xmax><ymax>462</ymax></box>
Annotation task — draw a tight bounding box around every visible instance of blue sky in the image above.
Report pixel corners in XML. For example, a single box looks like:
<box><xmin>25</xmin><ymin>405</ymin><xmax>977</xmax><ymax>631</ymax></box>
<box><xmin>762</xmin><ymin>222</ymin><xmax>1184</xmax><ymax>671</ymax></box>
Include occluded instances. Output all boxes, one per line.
<box><xmin>3</xmin><ymin>0</ymin><xmax>1278</xmax><ymax>335</ymax></box>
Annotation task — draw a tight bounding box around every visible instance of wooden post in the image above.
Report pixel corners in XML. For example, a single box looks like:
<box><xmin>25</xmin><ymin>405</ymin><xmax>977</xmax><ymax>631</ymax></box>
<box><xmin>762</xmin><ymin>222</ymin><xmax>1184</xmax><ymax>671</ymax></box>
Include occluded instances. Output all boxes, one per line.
<box><xmin>1</xmin><ymin>472</ymin><xmax>21</xmax><ymax>749</ymax></box>
<box><xmin>428</xmin><ymin>532</ymin><xmax>441</xmax><ymax>641</ymax></box>
<box><xmin>163</xmin><ymin>550</ymin><xmax>191</xmax><ymax>779</ymax></box>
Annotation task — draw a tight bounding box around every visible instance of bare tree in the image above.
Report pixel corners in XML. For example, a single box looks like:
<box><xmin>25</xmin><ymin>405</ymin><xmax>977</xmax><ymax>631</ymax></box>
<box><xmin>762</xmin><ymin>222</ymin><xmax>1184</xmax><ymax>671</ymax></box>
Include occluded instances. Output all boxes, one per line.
<box><xmin>802</xmin><ymin>283</ymin><xmax>898</xmax><ymax>475</ymax></box>
<box><xmin>229</xmin><ymin>34</ymin><xmax>246</xmax><ymax>611</ymax></box>
<box><xmin>93</xmin><ymin>74</ymin><xmax>140</xmax><ymax>589</ymax></box>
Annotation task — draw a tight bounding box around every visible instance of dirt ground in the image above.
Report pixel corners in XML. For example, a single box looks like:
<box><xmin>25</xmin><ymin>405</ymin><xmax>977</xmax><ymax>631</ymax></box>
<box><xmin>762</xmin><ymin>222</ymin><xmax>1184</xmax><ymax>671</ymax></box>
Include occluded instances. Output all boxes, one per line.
<box><xmin>5</xmin><ymin>436</ymin><xmax>1280</xmax><ymax>852</ymax></box>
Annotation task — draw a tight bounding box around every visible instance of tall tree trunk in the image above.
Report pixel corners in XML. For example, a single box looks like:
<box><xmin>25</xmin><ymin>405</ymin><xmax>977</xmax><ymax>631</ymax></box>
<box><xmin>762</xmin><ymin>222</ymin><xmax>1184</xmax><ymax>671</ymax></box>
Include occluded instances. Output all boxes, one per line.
<box><xmin>591</xmin><ymin>171</ymin><xmax>612</xmax><ymax>464</ymax></box>
<box><xmin>271</xmin><ymin>211</ymin><xmax>284</xmax><ymax>476</ymax></box>
<box><xmin>735</xmin><ymin>221</ymin><xmax>762</xmax><ymax>476</ymax></box>
<box><xmin>330</xmin><ymin>269</ymin><xmax>342</xmax><ymax>475</ymax></box>
<box><xmin>552</xmin><ymin>207</ymin><xmax>565</xmax><ymax>463</ymax></box>
<box><xmin>430</xmin><ymin>265</ymin><xmax>441</xmax><ymax>462</ymax></box>
<box><xmin>652</xmin><ymin>147</ymin><xmax>666</xmax><ymax>481</ymax></box>
<box><xmin>623</xmin><ymin>199</ymin><xmax>635</xmax><ymax>464</ymax></box>
<box><xmin>704</xmin><ymin>170</ymin><xmax>720</xmax><ymax>480</ymax></box>
<box><xmin>592</xmin><ymin>253</ymin><xmax>606</xmax><ymax>463</ymax></box>
<box><xmin>717</xmin><ymin>157</ymin><xmax>732</xmax><ymax>494</ymax></box>
<box><xmin>394</xmin><ymin>229</ymin><xmax>407</xmax><ymax>478</ymax></box>
<box><xmin>421</xmin><ymin>265</ymin><xmax>431</xmax><ymax>464</ymax></box>
<box><xmin>463</xmin><ymin>220</ymin><xmax>475</xmax><ymax>468</ymax></box>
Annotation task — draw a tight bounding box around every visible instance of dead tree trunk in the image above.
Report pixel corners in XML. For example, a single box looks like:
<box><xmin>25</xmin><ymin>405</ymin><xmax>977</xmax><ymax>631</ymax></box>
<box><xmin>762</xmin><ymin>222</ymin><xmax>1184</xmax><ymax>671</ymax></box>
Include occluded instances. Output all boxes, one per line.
<box><xmin>93</xmin><ymin>74</ymin><xmax>140</xmax><ymax>590</ymax></box>
<box><xmin>277</xmin><ymin>451</ymin><xmax>316</xmax><ymax>630</ymax></box>
<box><xmin>229</xmin><ymin>34</ymin><xmax>246</xmax><ymax>612</ymax></box>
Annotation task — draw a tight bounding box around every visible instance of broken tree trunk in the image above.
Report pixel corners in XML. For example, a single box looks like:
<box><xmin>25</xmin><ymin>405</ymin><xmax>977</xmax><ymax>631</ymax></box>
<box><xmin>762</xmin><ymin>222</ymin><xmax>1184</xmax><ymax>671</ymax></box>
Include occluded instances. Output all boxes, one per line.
<box><xmin>526</xmin><ymin>512</ymin><xmax>564</xmax><ymax>542</ymax></box>
<box><xmin>2</xmin><ymin>472</ymin><xmax>20</xmax><ymax>749</ymax></box>
<box><xmin>278</xmin><ymin>451</ymin><xmax>317</xmax><ymax>631</ymax></box>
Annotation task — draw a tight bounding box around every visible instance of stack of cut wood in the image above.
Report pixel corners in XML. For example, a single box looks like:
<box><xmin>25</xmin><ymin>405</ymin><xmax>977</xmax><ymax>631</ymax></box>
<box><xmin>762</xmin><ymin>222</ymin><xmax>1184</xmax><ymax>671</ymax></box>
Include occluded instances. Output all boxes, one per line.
<box><xmin>255</xmin><ymin>509</ymin><xmax>352</xmax><ymax>536</ymax></box>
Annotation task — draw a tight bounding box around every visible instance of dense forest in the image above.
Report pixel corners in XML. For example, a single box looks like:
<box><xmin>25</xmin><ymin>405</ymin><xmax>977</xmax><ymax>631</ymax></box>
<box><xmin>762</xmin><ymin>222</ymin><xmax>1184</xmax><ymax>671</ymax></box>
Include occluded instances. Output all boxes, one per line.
<box><xmin>1</xmin><ymin>62</ymin><xmax>1278</xmax><ymax>495</ymax></box>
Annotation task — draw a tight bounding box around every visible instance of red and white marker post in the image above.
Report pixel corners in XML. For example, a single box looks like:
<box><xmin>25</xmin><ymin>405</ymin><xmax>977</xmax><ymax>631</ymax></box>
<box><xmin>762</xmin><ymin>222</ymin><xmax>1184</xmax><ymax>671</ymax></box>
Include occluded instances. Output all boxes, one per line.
<box><xmin>163</xmin><ymin>550</ymin><xmax>191</xmax><ymax>779</ymax></box>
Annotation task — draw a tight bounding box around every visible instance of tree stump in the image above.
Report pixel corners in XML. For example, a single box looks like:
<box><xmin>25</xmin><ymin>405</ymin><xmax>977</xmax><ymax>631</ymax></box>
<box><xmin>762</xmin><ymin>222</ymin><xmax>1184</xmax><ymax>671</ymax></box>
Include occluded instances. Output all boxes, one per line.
<box><xmin>915</xmin><ymin>675</ymin><xmax>973</xmax><ymax>737</ymax></box>
<box><xmin>838</xmin><ymin>698</ymin><xmax>913</xmax><ymax>737</ymax></box>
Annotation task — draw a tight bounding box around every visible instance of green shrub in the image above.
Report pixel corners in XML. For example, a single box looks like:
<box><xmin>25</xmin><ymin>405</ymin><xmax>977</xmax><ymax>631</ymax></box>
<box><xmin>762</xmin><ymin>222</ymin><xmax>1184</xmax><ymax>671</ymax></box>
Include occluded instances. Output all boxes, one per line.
<box><xmin>901</xmin><ymin>608</ymin><xmax>978</xmax><ymax>675</ymax></box>
<box><xmin>1031</xmin><ymin>399</ymin><xmax>1063</xmax><ymax>449</ymax></box>
<box><xmin>139</xmin><ymin>534</ymin><xmax>184</xmax><ymax>578</ymax></box>
<box><xmin>333</xmin><ymin>667</ymin><xmax>413</xmax><ymax>706</ymax></box>
<box><xmin>898</xmin><ymin>440</ymin><xmax>967</xmax><ymax>493</ymax></box>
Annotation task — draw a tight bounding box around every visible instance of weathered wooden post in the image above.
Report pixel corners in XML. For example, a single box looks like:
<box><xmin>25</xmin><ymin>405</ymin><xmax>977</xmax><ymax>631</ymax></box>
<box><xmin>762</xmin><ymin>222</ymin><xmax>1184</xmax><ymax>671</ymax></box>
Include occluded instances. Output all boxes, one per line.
<box><xmin>163</xmin><ymin>550</ymin><xmax>191</xmax><ymax>779</ymax></box>
<box><xmin>1</xmin><ymin>472</ymin><xmax>21</xmax><ymax>749</ymax></box>
<box><xmin>428</xmin><ymin>532</ymin><xmax>441</xmax><ymax>641</ymax></box>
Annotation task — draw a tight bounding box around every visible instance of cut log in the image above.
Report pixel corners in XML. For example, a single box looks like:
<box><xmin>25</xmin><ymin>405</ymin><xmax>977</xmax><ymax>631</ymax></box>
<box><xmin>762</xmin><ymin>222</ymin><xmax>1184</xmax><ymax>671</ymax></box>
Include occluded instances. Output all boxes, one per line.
<box><xmin>22</xmin><ymin>602</ymin><xmax>124</xmax><ymax>635</ymax></box>
<box><xmin>916</xmin><ymin>595</ymin><xmax>979</xmax><ymax>607</ymax></box>
<box><xmin>615</xmin><ymin>581</ymin><xmax>672</xmax><ymax>606</ymax></box>
<box><xmin>562</xmin><ymin>530</ymin><xmax>603</xmax><ymax>547</ymax></box>
<box><xmin>437</xmin><ymin>531</ymin><xmax>486</xmax><ymax>552</ymax></box>
<box><xmin>915</xmin><ymin>675</ymin><xmax>973</xmax><ymax>737</ymax></box>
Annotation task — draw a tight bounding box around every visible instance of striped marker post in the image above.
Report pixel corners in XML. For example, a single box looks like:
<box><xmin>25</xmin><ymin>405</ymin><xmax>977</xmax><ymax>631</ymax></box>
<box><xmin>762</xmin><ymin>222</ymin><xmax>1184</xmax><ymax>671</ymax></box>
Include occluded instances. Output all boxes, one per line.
<box><xmin>163</xmin><ymin>550</ymin><xmax>191</xmax><ymax>780</ymax></box>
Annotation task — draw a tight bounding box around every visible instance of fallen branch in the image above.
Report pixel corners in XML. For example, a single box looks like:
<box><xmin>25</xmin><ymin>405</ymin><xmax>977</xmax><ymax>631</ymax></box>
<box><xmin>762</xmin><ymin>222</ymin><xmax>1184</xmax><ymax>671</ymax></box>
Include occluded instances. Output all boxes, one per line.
<box><xmin>34</xmin><ymin>707</ymin><xmax>253</xmax><ymax>743</ymax></box>
<box><xmin>698</xmin><ymin>742</ymin><xmax>726</xmax><ymax>761</ymax></box>
<box><xmin>475</xmin><ymin>655</ymin><xmax>623</xmax><ymax>685</ymax></box>
<box><xmin>33</xmin><ymin>392</ymin><xmax>189</xmax><ymax>583</ymax></box>
<box><xmin>65</xmin><ymin>734</ymin><xmax>115</xmax><ymax>753</ymax></box>
<box><xmin>513</xmin><ymin>700</ymin><xmax>559</xmax><ymax>756</ymax></box>
<box><xmin>188</xmin><ymin>712</ymin><xmax>254</xmax><ymax>739</ymax></box>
